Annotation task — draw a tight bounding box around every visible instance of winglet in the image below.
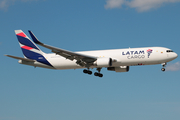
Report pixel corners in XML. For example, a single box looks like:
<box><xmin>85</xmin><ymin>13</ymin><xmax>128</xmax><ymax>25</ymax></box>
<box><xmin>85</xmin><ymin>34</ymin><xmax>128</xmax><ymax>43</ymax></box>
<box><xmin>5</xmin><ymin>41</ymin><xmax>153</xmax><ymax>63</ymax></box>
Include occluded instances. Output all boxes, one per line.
<box><xmin>28</xmin><ymin>30</ymin><xmax>43</xmax><ymax>45</ymax></box>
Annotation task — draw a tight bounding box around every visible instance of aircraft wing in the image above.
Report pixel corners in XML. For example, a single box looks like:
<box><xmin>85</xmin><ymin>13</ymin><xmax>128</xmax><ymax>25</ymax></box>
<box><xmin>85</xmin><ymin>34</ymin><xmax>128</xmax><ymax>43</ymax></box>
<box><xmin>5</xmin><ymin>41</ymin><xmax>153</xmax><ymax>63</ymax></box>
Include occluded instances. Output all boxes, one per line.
<box><xmin>5</xmin><ymin>55</ymin><xmax>35</xmax><ymax>62</ymax></box>
<box><xmin>28</xmin><ymin>30</ymin><xmax>97</xmax><ymax>67</ymax></box>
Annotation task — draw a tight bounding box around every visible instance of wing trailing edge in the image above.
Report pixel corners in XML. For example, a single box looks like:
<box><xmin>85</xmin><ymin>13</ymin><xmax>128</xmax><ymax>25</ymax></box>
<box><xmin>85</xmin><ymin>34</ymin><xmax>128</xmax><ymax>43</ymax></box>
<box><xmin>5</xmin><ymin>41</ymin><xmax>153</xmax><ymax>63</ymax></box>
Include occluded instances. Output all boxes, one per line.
<box><xmin>28</xmin><ymin>30</ymin><xmax>97</xmax><ymax>67</ymax></box>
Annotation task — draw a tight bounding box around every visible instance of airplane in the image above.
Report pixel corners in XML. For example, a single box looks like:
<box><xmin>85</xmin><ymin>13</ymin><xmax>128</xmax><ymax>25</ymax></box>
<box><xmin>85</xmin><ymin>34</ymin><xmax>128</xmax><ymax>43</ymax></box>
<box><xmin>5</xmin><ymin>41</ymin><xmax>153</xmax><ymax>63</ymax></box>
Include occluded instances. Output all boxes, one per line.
<box><xmin>6</xmin><ymin>30</ymin><xmax>178</xmax><ymax>77</ymax></box>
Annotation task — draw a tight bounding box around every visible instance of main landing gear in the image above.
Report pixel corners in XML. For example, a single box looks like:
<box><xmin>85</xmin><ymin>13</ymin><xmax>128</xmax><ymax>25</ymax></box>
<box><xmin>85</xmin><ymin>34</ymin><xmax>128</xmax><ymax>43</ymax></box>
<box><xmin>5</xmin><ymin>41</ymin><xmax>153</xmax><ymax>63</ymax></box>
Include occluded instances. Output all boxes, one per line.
<box><xmin>94</xmin><ymin>72</ymin><xmax>103</xmax><ymax>77</ymax></box>
<box><xmin>94</xmin><ymin>68</ymin><xmax>103</xmax><ymax>77</ymax></box>
<box><xmin>161</xmin><ymin>63</ymin><xmax>166</xmax><ymax>72</ymax></box>
<box><xmin>83</xmin><ymin>68</ymin><xmax>103</xmax><ymax>77</ymax></box>
<box><xmin>83</xmin><ymin>69</ymin><xmax>92</xmax><ymax>75</ymax></box>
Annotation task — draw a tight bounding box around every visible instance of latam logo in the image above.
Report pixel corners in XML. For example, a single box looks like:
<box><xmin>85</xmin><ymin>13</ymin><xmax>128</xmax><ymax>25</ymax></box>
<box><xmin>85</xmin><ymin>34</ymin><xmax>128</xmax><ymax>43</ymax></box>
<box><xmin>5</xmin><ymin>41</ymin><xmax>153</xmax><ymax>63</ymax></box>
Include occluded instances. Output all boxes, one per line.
<box><xmin>122</xmin><ymin>50</ymin><xmax>145</xmax><ymax>59</ymax></box>
<box><xmin>122</xmin><ymin>49</ymin><xmax>153</xmax><ymax>59</ymax></box>
<box><xmin>147</xmin><ymin>49</ymin><xmax>153</xmax><ymax>58</ymax></box>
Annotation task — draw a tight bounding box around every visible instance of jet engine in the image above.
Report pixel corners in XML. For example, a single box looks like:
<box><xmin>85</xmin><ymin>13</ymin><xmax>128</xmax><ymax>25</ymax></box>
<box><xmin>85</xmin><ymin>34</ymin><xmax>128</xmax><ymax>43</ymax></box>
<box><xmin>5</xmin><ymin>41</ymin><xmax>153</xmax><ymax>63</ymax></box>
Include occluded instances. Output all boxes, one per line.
<box><xmin>107</xmin><ymin>66</ymin><xmax>129</xmax><ymax>72</ymax></box>
<box><xmin>94</xmin><ymin>57</ymin><xmax>112</xmax><ymax>67</ymax></box>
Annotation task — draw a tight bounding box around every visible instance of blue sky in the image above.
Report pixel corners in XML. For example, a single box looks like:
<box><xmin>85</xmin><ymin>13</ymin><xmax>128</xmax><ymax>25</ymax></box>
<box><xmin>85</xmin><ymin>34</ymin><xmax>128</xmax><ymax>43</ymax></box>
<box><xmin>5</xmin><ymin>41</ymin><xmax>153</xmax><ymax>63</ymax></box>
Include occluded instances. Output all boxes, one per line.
<box><xmin>1</xmin><ymin>0</ymin><xmax>180</xmax><ymax>120</ymax></box>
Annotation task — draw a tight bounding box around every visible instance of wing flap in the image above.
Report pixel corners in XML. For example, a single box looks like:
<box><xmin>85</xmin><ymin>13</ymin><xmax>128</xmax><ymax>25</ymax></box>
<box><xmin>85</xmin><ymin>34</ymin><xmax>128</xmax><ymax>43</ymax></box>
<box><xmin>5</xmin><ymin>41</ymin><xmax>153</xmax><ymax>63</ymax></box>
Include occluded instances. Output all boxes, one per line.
<box><xmin>28</xmin><ymin>30</ymin><xmax>97</xmax><ymax>66</ymax></box>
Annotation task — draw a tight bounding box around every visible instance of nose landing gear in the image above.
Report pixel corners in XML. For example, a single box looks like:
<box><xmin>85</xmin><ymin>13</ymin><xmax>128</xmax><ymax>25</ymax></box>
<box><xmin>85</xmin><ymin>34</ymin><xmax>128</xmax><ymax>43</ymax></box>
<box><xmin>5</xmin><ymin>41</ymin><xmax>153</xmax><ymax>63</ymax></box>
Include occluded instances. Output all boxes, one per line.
<box><xmin>161</xmin><ymin>68</ymin><xmax>165</xmax><ymax>72</ymax></box>
<box><xmin>161</xmin><ymin>63</ymin><xmax>166</xmax><ymax>72</ymax></box>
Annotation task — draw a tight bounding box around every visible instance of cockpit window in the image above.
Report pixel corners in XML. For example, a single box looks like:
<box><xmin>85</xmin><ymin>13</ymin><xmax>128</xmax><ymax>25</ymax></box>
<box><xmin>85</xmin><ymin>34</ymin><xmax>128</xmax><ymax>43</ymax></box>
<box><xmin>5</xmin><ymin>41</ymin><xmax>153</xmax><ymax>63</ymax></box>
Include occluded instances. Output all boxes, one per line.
<box><xmin>166</xmin><ymin>50</ymin><xmax>174</xmax><ymax>53</ymax></box>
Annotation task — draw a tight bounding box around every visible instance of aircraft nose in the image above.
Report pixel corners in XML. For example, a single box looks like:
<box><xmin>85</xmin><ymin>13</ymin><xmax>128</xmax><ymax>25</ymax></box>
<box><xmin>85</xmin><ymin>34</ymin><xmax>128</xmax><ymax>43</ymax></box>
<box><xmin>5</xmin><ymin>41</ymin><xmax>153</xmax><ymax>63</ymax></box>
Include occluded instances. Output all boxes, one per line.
<box><xmin>173</xmin><ymin>52</ymin><xmax>178</xmax><ymax>59</ymax></box>
<box><xmin>175</xmin><ymin>53</ymin><xmax>178</xmax><ymax>58</ymax></box>
<box><xmin>168</xmin><ymin>52</ymin><xmax>178</xmax><ymax>61</ymax></box>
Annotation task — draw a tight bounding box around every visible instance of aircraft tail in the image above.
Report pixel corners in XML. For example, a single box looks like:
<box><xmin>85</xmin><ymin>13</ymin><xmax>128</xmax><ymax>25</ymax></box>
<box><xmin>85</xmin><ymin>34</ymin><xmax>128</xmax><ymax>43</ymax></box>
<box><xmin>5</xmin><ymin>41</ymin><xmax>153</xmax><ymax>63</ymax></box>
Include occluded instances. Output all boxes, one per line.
<box><xmin>15</xmin><ymin>30</ymin><xmax>44</xmax><ymax>59</ymax></box>
<box><xmin>15</xmin><ymin>30</ymin><xmax>53</xmax><ymax>67</ymax></box>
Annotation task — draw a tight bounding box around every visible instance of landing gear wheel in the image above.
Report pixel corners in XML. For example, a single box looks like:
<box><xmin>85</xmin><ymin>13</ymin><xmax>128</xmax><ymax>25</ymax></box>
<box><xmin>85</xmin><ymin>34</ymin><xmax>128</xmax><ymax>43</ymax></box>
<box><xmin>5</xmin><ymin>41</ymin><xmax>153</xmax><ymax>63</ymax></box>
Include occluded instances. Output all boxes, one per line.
<box><xmin>88</xmin><ymin>70</ymin><xmax>92</xmax><ymax>75</ymax></box>
<box><xmin>94</xmin><ymin>72</ymin><xmax>98</xmax><ymax>76</ymax></box>
<box><xmin>99</xmin><ymin>73</ymin><xmax>103</xmax><ymax>77</ymax></box>
<box><xmin>83</xmin><ymin>69</ymin><xmax>88</xmax><ymax>73</ymax></box>
<box><xmin>161</xmin><ymin>68</ymin><xmax>165</xmax><ymax>72</ymax></box>
<box><xmin>83</xmin><ymin>69</ymin><xmax>92</xmax><ymax>75</ymax></box>
<box><xmin>94</xmin><ymin>72</ymin><xmax>103</xmax><ymax>77</ymax></box>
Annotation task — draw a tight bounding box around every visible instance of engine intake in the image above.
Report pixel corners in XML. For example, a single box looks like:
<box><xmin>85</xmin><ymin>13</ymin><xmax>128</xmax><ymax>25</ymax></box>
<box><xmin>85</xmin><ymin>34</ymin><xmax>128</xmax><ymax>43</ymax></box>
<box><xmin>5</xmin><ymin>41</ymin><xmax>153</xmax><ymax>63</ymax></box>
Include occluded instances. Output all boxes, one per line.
<box><xmin>94</xmin><ymin>58</ymin><xmax>112</xmax><ymax>67</ymax></box>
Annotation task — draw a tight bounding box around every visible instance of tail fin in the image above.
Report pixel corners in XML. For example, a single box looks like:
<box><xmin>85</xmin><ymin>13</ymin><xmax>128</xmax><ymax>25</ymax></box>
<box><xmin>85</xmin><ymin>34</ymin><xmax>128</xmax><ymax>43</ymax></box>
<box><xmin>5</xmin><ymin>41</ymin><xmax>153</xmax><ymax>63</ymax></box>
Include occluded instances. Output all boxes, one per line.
<box><xmin>15</xmin><ymin>30</ymin><xmax>44</xmax><ymax>60</ymax></box>
<box><xmin>15</xmin><ymin>30</ymin><xmax>53</xmax><ymax>67</ymax></box>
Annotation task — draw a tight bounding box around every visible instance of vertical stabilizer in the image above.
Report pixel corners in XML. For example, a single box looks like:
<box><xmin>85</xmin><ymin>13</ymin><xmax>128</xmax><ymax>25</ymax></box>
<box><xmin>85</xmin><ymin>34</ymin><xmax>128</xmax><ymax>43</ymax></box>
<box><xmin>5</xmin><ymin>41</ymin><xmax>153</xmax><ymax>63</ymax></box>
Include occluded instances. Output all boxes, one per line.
<box><xmin>15</xmin><ymin>30</ymin><xmax>44</xmax><ymax>58</ymax></box>
<box><xmin>15</xmin><ymin>30</ymin><xmax>53</xmax><ymax>67</ymax></box>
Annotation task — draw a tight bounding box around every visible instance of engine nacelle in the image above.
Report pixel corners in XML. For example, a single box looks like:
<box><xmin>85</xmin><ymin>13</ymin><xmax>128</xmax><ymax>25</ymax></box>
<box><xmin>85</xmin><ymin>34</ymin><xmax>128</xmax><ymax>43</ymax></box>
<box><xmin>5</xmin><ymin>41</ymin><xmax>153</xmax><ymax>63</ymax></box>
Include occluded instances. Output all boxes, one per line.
<box><xmin>107</xmin><ymin>66</ymin><xmax>129</xmax><ymax>72</ymax></box>
<box><xmin>94</xmin><ymin>57</ymin><xmax>112</xmax><ymax>67</ymax></box>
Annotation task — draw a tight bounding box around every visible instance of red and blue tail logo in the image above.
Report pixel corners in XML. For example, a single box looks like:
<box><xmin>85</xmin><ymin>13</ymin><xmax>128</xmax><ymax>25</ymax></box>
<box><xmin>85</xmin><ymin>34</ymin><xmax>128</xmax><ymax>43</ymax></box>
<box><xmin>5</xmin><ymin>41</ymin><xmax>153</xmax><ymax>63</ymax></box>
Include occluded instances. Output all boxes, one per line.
<box><xmin>15</xmin><ymin>30</ymin><xmax>53</xmax><ymax>67</ymax></box>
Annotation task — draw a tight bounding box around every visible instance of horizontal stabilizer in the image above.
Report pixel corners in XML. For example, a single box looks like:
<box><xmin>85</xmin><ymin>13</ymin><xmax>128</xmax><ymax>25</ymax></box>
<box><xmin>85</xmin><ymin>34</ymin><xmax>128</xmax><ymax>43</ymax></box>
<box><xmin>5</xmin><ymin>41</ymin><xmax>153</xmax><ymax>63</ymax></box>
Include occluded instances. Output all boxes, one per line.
<box><xmin>5</xmin><ymin>55</ymin><xmax>35</xmax><ymax>62</ymax></box>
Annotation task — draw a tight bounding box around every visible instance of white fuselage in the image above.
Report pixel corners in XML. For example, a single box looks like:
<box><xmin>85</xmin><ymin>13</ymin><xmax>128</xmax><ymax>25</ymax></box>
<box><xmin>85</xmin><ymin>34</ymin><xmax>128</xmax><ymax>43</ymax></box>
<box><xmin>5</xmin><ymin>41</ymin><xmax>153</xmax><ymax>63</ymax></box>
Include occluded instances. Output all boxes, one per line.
<box><xmin>19</xmin><ymin>47</ymin><xmax>178</xmax><ymax>70</ymax></box>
